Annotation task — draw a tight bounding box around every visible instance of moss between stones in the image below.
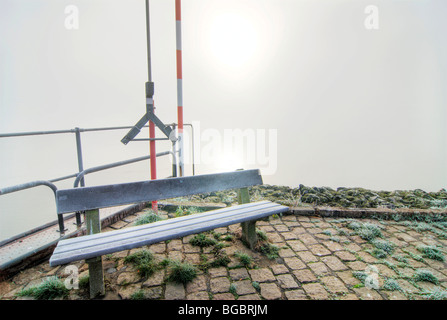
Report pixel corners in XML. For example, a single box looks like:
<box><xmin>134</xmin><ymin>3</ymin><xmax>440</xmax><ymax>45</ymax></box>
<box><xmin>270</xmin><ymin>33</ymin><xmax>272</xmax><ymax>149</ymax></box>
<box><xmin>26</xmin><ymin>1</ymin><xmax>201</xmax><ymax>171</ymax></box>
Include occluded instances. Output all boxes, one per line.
<box><xmin>185</xmin><ymin>185</ymin><xmax>447</xmax><ymax>210</ymax></box>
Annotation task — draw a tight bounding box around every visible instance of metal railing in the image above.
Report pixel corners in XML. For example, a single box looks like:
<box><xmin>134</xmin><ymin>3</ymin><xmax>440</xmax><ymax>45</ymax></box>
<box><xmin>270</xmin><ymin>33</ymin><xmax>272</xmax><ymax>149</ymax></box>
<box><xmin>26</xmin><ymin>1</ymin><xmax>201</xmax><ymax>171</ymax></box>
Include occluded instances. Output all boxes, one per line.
<box><xmin>0</xmin><ymin>124</ymin><xmax>195</xmax><ymax>235</ymax></box>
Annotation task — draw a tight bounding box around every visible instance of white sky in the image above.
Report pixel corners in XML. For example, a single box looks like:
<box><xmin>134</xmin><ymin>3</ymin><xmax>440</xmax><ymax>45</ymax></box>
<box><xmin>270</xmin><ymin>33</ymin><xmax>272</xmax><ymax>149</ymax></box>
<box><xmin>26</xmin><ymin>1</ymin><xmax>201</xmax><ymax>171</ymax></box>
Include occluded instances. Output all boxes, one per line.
<box><xmin>1</xmin><ymin>0</ymin><xmax>446</xmax><ymax>192</ymax></box>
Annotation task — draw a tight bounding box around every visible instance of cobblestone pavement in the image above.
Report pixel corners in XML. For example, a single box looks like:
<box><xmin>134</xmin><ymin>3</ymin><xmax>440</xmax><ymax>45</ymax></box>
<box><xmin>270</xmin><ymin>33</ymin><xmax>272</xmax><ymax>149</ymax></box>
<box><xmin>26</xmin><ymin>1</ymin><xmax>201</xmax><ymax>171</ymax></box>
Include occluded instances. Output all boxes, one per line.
<box><xmin>1</xmin><ymin>210</ymin><xmax>447</xmax><ymax>300</ymax></box>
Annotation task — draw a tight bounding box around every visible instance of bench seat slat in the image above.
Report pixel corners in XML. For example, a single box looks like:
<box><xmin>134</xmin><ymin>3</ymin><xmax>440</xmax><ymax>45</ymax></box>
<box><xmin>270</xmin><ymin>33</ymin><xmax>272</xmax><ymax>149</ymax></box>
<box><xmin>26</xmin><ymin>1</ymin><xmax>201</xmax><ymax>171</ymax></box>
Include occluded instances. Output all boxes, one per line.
<box><xmin>52</xmin><ymin>202</ymin><xmax>276</xmax><ymax>257</ymax></box>
<box><xmin>49</xmin><ymin>201</ymin><xmax>289</xmax><ymax>266</ymax></box>
<box><xmin>52</xmin><ymin>202</ymin><xmax>275</xmax><ymax>257</ymax></box>
<box><xmin>55</xmin><ymin>201</ymin><xmax>272</xmax><ymax>248</ymax></box>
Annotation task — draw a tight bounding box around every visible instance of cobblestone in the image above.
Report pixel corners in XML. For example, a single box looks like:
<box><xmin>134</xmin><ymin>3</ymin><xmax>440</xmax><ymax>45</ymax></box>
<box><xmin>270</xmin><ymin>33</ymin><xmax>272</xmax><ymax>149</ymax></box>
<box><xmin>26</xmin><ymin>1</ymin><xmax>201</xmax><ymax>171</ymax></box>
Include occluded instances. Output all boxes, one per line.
<box><xmin>260</xmin><ymin>283</ymin><xmax>282</xmax><ymax>300</ymax></box>
<box><xmin>248</xmin><ymin>268</ymin><xmax>276</xmax><ymax>283</ymax></box>
<box><xmin>2</xmin><ymin>211</ymin><xmax>447</xmax><ymax>301</ymax></box>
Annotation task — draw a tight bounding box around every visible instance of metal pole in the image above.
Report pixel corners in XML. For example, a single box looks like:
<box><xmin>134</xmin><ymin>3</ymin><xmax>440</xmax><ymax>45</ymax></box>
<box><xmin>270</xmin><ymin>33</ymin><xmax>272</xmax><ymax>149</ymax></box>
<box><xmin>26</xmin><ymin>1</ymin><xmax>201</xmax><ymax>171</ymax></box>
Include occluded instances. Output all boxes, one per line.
<box><xmin>74</xmin><ymin>127</ymin><xmax>85</xmax><ymax>226</ymax></box>
<box><xmin>171</xmin><ymin>124</ymin><xmax>178</xmax><ymax>177</ymax></box>
<box><xmin>146</xmin><ymin>0</ymin><xmax>158</xmax><ymax>212</ymax></box>
<box><xmin>145</xmin><ymin>0</ymin><xmax>152</xmax><ymax>82</ymax></box>
<box><xmin>175</xmin><ymin>0</ymin><xmax>185</xmax><ymax>177</ymax></box>
<box><xmin>184</xmin><ymin>123</ymin><xmax>195</xmax><ymax>175</ymax></box>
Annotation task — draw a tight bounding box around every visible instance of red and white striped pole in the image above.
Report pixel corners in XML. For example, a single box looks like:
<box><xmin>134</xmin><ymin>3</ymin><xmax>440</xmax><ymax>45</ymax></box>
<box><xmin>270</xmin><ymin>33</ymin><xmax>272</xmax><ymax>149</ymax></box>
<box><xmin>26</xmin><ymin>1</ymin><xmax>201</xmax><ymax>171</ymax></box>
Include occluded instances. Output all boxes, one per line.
<box><xmin>146</xmin><ymin>0</ymin><xmax>157</xmax><ymax>211</ymax></box>
<box><xmin>175</xmin><ymin>0</ymin><xmax>185</xmax><ymax>177</ymax></box>
<box><xmin>149</xmin><ymin>116</ymin><xmax>157</xmax><ymax>211</ymax></box>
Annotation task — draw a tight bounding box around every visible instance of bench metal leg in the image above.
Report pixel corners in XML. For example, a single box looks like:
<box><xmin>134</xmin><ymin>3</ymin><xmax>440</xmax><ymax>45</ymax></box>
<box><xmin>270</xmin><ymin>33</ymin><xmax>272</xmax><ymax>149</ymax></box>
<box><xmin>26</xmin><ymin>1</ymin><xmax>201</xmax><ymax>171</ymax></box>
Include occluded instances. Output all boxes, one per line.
<box><xmin>238</xmin><ymin>187</ymin><xmax>257</xmax><ymax>249</ymax></box>
<box><xmin>85</xmin><ymin>209</ymin><xmax>105</xmax><ymax>298</ymax></box>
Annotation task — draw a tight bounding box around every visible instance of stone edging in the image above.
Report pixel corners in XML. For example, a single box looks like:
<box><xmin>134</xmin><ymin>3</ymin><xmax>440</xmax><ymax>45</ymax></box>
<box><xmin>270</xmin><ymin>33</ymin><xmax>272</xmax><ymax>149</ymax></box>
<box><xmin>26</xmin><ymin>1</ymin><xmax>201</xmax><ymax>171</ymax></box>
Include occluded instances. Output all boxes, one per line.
<box><xmin>289</xmin><ymin>206</ymin><xmax>447</xmax><ymax>219</ymax></box>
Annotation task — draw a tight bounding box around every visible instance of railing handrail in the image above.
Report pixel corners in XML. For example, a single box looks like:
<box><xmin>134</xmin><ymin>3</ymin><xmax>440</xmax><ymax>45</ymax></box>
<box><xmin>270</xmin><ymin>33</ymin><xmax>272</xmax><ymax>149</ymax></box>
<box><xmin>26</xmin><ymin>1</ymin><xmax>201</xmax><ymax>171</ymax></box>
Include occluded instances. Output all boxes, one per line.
<box><xmin>0</xmin><ymin>123</ymin><xmax>194</xmax><ymax>138</ymax></box>
<box><xmin>73</xmin><ymin>151</ymin><xmax>174</xmax><ymax>188</ymax></box>
<box><xmin>0</xmin><ymin>152</ymin><xmax>175</xmax><ymax>195</ymax></box>
<box><xmin>0</xmin><ymin>123</ymin><xmax>195</xmax><ymax>235</ymax></box>
<box><xmin>0</xmin><ymin>180</ymin><xmax>58</xmax><ymax>197</ymax></box>
<box><xmin>0</xmin><ymin>125</ymin><xmax>150</xmax><ymax>138</ymax></box>
<box><xmin>0</xmin><ymin>151</ymin><xmax>176</xmax><ymax>234</ymax></box>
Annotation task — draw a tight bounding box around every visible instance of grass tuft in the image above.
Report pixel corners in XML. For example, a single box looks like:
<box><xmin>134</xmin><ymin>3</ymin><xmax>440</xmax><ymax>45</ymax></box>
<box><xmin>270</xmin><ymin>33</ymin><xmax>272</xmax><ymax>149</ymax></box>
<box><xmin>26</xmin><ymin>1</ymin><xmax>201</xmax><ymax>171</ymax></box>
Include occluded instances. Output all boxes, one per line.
<box><xmin>259</xmin><ymin>243</ymin><xmax>279</xmax><ymax>260</ymax></box>
<box><xmin>229</xmin><ymin>283</ymin><xmax>238</xmax><ymax>298</ymax></box>
<box><xmin>357</xmin><ymin>223</ymin><xmax>383</xmax><ymax>241</ymax></box>
<box><xmin>421</xmin><ymin>288</ymin><xmax>447</xmax><ymax>300</ymax></box>
<box><xmin>347</xmin><ymin>221</ymin><xmax>362</xmax><ymax>230</ymax></box>
<box><xmin>189</xmin><ymin>233</ymin><xmax>218</xmax><ymax>248</ymax></box>
<box><xmin>256</xmin><ymin>229</ymin><xmax>268</xmax><ymax>242</ymax></box>
<box><xmin>413</xmin><ymin>269</ymin><xmax>439</xmax><ymax>285</ymax></box>
<box><xmin>234</xmin><ymin>251</ymin><xmax>254</xmax><ymax>267</ymax></box>
<box><xmin>371</xmin><ymin>239</ymin><xmax>395</xmax><ymax>255</ymax></box>
<box><xmin>124</xmin><ymin>250</ymin><xmax>158</xmax><ymax>278</ymax></box>
<box><xmin>371</xmin><ymin>248</ymin><xmax>388</xmax><ymax>259</ymax></box>
<box><xmin>130</xmin><ymin>289</ymin><xmax>146</xmax><ymax>300</ymax></box>
<box><xmin>134</xmin><ymin>211</ymin><xmax>164</xmax><ymax>226</ymax></box>
<box><xmin>175</xmin><ymin>206</ymin><xmax>203</xmax><ymax>217</ymax></box>
<box><xmin>417</xmin><ymin>245</ymin><xmax>445</xmax><ymax>262</ymax></box>
<box><xmin>352</xmin><ymin>271</ymin><xmax>368</xmax><ymax>283</ymax></box>
<box><xmin>382</xmin><ymin>278</ymin><xmax>401</xmax><ymax>291</ymax></box>
<box><xmin>208</xmin><ymin>251</ymin><xmax>231</xmax><ymax>268</ymax></box>
<box><xmin>167</xmin><ymin>260</ymin><xmax>198</xmax><ymax>284</ymax></box>
<box><xmin>16</xmin><ymin>276</ymin><xmax>69</xmax><ymax>300</ymax></box>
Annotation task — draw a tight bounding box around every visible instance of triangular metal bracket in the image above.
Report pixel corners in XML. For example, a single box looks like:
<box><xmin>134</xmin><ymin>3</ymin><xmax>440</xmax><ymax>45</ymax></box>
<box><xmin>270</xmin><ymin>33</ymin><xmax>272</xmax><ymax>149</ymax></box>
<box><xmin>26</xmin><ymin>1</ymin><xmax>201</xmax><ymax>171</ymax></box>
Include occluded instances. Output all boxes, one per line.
<box><xmin>121</xmin><ymin>81</ymin><xmax>177</xmax><ymax>145</ymax></box>
<box><xmin>121</xmin><ymin>112</ymin><xmax>176</xmax><ymax>145</ymax></box>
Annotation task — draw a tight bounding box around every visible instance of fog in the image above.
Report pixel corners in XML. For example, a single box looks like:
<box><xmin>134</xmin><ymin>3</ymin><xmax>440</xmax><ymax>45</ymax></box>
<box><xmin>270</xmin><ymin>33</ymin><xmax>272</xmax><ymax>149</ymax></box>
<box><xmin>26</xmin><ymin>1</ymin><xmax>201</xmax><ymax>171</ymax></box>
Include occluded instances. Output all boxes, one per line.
<box><xmin>1</xmin><ymin>0</ymin><xmax>446</xmax><ymax>240</ymax></box>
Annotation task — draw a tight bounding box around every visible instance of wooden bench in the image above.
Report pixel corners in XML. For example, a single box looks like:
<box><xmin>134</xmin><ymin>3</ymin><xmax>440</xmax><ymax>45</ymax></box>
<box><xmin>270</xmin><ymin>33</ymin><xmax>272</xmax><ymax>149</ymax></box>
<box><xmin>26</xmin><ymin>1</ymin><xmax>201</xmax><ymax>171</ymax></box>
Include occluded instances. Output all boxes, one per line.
<box><xmin>49</xmin><ymin>169</ymin><xmax>289</xmax><ymax>298</ymax></box>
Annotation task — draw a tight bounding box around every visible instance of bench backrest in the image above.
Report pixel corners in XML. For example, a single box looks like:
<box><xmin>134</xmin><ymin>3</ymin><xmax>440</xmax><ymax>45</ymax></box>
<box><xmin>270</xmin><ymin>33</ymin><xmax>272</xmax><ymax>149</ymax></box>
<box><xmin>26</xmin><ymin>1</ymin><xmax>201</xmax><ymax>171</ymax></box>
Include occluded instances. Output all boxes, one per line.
<box><xmin>56</xmin><ymin>169</ymin><xmax>263</xmax><ymax>214</ymax></box>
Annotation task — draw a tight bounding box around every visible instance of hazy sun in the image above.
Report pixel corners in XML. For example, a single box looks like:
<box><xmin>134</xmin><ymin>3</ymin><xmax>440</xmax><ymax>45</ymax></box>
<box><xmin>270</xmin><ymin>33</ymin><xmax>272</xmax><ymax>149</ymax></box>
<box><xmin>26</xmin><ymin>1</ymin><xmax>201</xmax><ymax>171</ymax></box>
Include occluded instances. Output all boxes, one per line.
<box><xmin>215</xmin><ymin>153</ymin><xmax>245</xmax><ymax>172</ymax></box>
<box><xmin>208</xmin><ymin>13</ymin><xmax>259</xmax><ymax>68</ymax></box>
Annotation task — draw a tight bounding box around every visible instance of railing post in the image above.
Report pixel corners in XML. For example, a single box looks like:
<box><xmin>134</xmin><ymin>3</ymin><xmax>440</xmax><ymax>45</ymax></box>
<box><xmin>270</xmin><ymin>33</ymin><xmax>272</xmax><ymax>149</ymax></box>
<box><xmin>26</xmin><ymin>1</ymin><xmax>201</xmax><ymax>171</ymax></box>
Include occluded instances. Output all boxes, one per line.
<box><xmin>57</xmin><ymin>214</ymin><xmax>67</xmax><ymax>235</ymax></box>
<box><xmin>74</xmin><ymin>127</ymin><xmax>85</xmax><ymax>227</ymax></box>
